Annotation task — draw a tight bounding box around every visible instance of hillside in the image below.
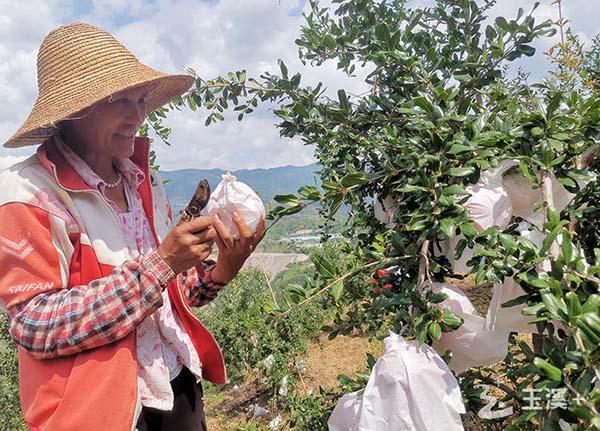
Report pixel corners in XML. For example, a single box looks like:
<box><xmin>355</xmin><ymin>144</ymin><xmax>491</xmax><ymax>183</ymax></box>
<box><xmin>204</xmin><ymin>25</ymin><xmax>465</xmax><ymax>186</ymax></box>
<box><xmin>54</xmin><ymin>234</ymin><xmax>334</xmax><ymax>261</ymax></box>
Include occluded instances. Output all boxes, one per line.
<box><xmin>160</xmin><ymin>164</ymin><xmax>321</xmax><ymax>214</ymax></box>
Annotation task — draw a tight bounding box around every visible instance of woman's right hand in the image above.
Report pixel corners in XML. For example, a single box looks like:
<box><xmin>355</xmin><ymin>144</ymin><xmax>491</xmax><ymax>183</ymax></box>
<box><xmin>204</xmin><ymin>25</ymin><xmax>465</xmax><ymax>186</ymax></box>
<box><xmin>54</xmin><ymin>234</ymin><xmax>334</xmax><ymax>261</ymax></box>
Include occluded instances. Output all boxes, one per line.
<box><xmin>157</xmin><ymin>216</ymin><xmax>217</xmax><ymax>274</ymax></box>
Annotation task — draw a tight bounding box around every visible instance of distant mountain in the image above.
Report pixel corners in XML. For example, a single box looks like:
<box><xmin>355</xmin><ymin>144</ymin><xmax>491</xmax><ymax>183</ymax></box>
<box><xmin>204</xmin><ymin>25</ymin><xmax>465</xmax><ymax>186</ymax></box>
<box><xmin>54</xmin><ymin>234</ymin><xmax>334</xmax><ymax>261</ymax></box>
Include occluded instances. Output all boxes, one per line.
<box><xmin>160</xmin><ymin>164</ymin><xmax>321</xmax><ymax>214</ymax></box>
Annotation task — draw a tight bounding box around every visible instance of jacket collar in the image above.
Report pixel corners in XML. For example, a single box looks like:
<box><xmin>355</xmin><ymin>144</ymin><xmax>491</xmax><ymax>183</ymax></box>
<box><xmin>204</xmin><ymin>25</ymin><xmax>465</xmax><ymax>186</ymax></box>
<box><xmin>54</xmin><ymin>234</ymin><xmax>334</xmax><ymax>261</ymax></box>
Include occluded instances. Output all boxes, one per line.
<box><xmin>37</xmin><ymin>135</ymin><xmax>151</xmax><ymax>192</ymax></box>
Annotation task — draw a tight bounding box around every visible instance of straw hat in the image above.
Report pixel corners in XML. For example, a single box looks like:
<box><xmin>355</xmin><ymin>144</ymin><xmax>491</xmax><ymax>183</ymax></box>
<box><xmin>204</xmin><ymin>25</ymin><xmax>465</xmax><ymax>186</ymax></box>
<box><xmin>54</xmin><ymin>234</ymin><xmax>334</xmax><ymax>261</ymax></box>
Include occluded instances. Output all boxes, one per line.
<box><xmin>4</xmin><ymin>22</ymin><xmax>194</xmax><ymax>148</ymax></box>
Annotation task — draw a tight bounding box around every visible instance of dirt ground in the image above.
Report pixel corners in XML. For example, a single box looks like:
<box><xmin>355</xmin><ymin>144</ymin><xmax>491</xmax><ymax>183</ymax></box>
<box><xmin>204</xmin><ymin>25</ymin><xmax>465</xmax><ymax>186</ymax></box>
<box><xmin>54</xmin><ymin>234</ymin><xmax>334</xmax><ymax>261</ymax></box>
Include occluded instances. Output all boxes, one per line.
<box><xmin>205</xmin><ymin>334</ymin><xmax>375</xmax><ymax>430</ymax></box>
<box><xmin>204</xmin><ymin>282</ymin><xmax>524</xmax><ymax>430</ymax></box>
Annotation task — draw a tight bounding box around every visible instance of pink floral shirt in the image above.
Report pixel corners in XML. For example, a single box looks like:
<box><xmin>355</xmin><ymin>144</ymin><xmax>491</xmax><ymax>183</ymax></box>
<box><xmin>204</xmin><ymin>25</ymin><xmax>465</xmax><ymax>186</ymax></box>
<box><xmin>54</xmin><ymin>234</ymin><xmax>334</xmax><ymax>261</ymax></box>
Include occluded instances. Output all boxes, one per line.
<box><xmin>55</xmin><ymin>135</ymin><xmax>204</xmax><ymax>411</ymax></box>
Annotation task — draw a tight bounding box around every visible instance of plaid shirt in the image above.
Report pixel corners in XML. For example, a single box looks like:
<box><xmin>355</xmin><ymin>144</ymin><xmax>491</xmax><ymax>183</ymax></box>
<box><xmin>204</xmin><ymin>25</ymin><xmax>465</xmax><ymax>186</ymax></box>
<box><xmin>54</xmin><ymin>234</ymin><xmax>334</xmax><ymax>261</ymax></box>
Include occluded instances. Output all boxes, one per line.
<box><xmin>7</xmin><ymin>140</ymin><xmax>220</xmax><ymax>362</ymax></box>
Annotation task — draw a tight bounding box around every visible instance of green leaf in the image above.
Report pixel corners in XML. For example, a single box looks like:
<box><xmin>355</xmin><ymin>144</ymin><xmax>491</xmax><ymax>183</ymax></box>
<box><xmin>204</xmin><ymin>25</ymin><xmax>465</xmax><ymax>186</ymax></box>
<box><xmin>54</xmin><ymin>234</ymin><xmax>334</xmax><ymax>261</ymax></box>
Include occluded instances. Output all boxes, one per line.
<box><xmin>428</xmin><ymin>322</ymin><xmax>442</xmax><ymax>341</ymax></box>
<box><xmin>541</xmin><ymin>226</ymin><xmax>560</xmax><ymax>255</ymax></box>
<box><xmin>499</xmin><ymin>234</ymin><xmax>517</xmax><ymax>251</ymax></box>
<box><xmin>406</xmin><ymin>220</ymin><xmax>428</xmax><ymax>231</ymax></box>
<box><xmin>485</xmin><ymin>25</ymin><xmax>497</xmax><ymax>40</ymax></box>
<box><xmin>297</xmin><ymin>185</ymin><xmax>321</xmax><ymax>200</ymax></box>
<box><xmin>286</xmin><ymin>283</ymin><xmax>308</xmax><ymax>301</ymax></box>
<box><xmin>274</xmin><ymin>193</ymin><xmax>301</xmax><ymax>205</ymax></box>
<box><xmin>323</xmin><ymin>34</ymin><xmax>337</xmax><ymax>49</ymax></box>
<box><xmin>442</xmin><ymin>185</ymin><xmax>467</xmax><ymax>196</ymax></box>
<box><xmin>518</xmin><ymin>44</ymin><xmax>536</xmax><ymax>57</ymax></box>
<box><xmin>278</xmin><ymin>204</ymin><xmax>305</xmax><ymax>216</ymax></box>
<box><xmin>338</xmin><ymin>89</ymin><xmax>350</xmax><ymax>111</ymax></box>
<box><xmin>526</xmin><ymin>277</ymin><xmax>550</xmax><ymax>289</ymax></box>
<box><xmin>561</xmin><ymin>231</ymin><xmax>573</xmax><ymax>263</ymax></box>
<box><xmin>533</xmin><ymin>357</ymin><xmax>562</xmax><ymax>381</ymax></box>
<box><xmin>375</xmin><ymin>22</ymin><xmax>390</xmax><ymax>42</ymax></box>
<box><xmin>547</xmin><ymin>209</ymin><xmax>560</xmax><ymax>226</ymax></box>
<box><xmin>262</xmin><ymin>300</ymin><xmax>282</xmax><ymax>314</ymax></box>
<box><xmin>582</xmin><ymin>294</ymin><xmax>600</xmax><ymax>314</ymax></box>
<box><xmin>447</xmin><ymin>144</ymin><xmax>473</xmax><ymax>154</ymax></box>
<box><xmin>449</xmin><ymin>167</ymin><xmax>476</xmax><ymax>177</ymax></box>
<box><xmin>439</xmin><ymin>219</ymin><xmax>457</xmax><ymax>239</ymax></box>
<box><xmin>399</xmin><ymin>184</ymin><xmax>429</xmax><ymax>193</ymax></box>
<box><xmin>519</xmin><ymin>160</ymin><xmax>537</xmax><ymax>182</ymax></box>
<box><xmin>278</xmin><ymin>59</ymin><xmax>288</xmax><ymax>78</ymax></box>
<box><xmin>322</xmin><ymin>181</ymin><xmax>341</xmax><ymax>192</ymax></box>
<box><xmin>429</xmin><ymin>292</ymin><xmax>448</xmax><ymax>304</ymax></box>
<box><xmin>501</xmin><ymin>294</ymin><xmax>528</xmax><ymax>308</ymax></box>
<box><xmin>460</xmin><ymin>222</ymin><xmax>479</xmax><ymax>239</ymax></box>
<box><xmin>565</xmin><ymin>292</ymin><xmax>582</xmax><ymax>317</ymax></box>
<box><xmin>412</xmin><ymin>96</ymin><xmax>434</xmax><ymax>114</ymax></box>
<box><xmin>313</xmin><ymin>255</ymin><xmax>338</xmax><ymax>279</ymax></box>
<box><xmin>454</xmin><ymin>74</ymin><xmax>472</xmax><ymax>84</ymax></box>
<box><xmin>329</xmin><ymin>194</ymin><xmax>344</xmax><ymax>217</ymax></box>
<box><xmin>577</xmin><ymin>313</ymin><xmax>600</xmax><ymax>344</ymax></box>
<box><xmin>331</xmin><ymin>280</ymin><xmax>344</xmax><ymax>301</ymax></box>
<box><xmin>396</xmin><ymin>107</ymin><xmax>421</xmax><ymax>115</ymax></box>
<box><xmin>341</xmin><ymin>172</ymin><xmax>369</xmax><ymax>187</ymax></box>
<box><xmin>441</xmin><ymin>309</ymin><xmax>464</xmax><ymax>330</ymax></box>
<box><xmin>557</xmin><ymin>177</ymin><xmax>576</xmax><ymax>188</ymax></box>
<box><xmin>541</xmin><ymin>290</ymin><xmax>567</xmax><ymax>320</ymax></box>
<box><xmin>546</xmin><ymin>92</ymin><xmax>562</xmax><ymax>118</ymax></box>
<box><xmin>495</xmin><ymin>17</ymin><xmax>510</xmax><ymax>31</ymax></box>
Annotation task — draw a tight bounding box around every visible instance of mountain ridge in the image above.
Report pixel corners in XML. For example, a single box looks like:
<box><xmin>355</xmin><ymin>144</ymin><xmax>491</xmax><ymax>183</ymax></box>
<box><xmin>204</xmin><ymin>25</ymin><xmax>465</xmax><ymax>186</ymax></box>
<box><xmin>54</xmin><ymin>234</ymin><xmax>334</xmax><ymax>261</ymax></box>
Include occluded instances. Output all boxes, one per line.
<box><xmin>160</xmin><ymin>163</ymin><xmax>321</xmax><ymax>213</ymax></box>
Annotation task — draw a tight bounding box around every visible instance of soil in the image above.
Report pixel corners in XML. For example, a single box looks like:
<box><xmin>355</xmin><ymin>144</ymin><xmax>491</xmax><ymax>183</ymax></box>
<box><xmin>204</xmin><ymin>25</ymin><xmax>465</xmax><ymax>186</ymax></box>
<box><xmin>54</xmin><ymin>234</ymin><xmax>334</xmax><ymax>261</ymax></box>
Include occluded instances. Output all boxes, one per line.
<box><xmin>204</xmin><ymin>281</ymin><xmax>526</xmax><ymax>430</ymax></box>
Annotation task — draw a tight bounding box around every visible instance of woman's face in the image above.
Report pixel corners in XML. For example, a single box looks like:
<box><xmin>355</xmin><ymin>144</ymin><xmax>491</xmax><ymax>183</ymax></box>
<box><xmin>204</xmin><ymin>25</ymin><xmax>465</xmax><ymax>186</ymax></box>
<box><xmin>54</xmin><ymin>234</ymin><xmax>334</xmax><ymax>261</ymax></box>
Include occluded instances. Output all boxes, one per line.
<box><xmin>63</xmin><ymin>86</ymin><xmax>148</xmax><ymax>158</ymax></box>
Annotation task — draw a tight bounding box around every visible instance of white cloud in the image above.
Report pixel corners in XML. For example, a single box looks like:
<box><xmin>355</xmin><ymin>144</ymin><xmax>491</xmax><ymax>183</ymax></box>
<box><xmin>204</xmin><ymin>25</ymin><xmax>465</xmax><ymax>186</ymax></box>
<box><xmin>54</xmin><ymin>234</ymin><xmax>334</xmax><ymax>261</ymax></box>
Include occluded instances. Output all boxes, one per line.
<box><xmin>0</xmin><ymin>0</ymin><xmax>60</xmax><ymax>127</ymax></box>
<box><xmin>152</xmin><ymin>107</ymin><xmax>316</xmax><ymax>170</ymax></box>
<box><xmin>0</xmin><ymin>0</ymin><xmax>597</xmax><ymax>170</ymax></box>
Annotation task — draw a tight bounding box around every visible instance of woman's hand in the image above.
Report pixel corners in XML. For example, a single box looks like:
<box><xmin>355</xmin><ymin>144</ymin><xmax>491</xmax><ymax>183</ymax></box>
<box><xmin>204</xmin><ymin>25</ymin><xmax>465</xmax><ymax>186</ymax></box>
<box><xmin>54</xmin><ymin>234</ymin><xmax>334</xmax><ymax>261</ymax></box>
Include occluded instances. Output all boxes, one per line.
<box><xmin>158</xmin><ymin>216</ymin><xmax>217</xmax><ymax>274</ymax></box>
<box><xmin>210</xmin><ymin>212</ymin><xmax>266</xmax><ymax>285</ymax></box>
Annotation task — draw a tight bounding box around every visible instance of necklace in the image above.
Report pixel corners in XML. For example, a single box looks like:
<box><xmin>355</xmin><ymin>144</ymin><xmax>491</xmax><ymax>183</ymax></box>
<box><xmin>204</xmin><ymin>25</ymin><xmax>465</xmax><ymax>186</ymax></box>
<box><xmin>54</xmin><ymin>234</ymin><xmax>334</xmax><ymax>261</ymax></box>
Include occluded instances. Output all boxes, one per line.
<box><xmin>105</xmin><ymin>171</ymin><xmax>123</xmax><ymax>189</ymax></box>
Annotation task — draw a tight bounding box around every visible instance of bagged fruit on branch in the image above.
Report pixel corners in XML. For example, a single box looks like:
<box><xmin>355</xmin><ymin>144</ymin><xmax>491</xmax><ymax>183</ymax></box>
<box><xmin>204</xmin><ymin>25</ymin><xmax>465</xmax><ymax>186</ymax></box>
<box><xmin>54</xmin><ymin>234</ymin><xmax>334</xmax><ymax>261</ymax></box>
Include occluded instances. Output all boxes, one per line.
<box><xmin>328</xmin><ymin>331</ymin><xmax>465</xmax><ymax>431</ymax></box>
<box><xmin>203</xmin><ymin>172</ymin><xmax>266</xmax><ymax>240</ymax></box>
<box><xmin>430</xmin><ymin>283</ymin><xmax>510</xmax><ymax>374</ymax></box>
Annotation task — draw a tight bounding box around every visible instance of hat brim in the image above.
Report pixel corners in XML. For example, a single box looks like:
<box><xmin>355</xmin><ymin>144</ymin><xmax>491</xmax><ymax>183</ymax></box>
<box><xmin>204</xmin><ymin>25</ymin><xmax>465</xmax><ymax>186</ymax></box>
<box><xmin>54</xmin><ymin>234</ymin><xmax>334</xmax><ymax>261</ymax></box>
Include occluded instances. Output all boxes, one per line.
<box><xmin>4</xmin><ymin>71</ymin><xmax>194</xmax><ymax>148</ymax></box>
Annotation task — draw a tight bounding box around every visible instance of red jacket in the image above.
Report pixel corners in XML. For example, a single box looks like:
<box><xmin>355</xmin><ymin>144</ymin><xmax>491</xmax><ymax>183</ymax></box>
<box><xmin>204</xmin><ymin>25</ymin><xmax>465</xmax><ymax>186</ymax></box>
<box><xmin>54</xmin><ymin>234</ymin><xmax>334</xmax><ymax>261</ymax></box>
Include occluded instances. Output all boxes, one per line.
<box><xmin>0</xmin><ymin>136</ymin><xmax>226</xmax><ymax>431</ymax></box>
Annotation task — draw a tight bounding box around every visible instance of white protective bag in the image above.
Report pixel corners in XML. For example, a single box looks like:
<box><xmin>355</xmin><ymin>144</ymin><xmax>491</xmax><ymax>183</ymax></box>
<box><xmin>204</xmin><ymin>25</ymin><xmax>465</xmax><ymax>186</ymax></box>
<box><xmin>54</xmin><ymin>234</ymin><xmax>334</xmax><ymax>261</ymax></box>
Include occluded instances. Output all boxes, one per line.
<box><xmin>373</xmin><ymin>194</ymin><xmax>397</xmax><ymax>228</ymax></box>
<box><xmin>442</xmin><ymin>162</ymin><xmax>546</xmax><ymax>335</ymax></box>
<box><xmin>203</xmin><ymin>173</ymin><xmax>266</xmax><ymax>240</ymax></box>
<box><xmin>485</xmin><ymin>222</ymin><xmax>542</xmax><ymax>334</ymax></box>
<box><xmin>464</xmin><ymin>159</ymin><xmax>515</xmax><ymax>232</ymax></box>
<box><xmin>431</xmin><ymin>283</ymin><xmax>510</xmax><ymax>374</ymax></box>
<box><xmin>328</xmin><ymin>331</ymin><xmax>466</xmax><ymax>431</ymax></box>
<box><xmin>442</xmin><ymin>160</ymin><xmax>515</xmax><ymax>274</ymax></box>
<box><xmin>502</xmin><ymin>167</ymin><xmax>575</xmax><ymax>228</ymax></box>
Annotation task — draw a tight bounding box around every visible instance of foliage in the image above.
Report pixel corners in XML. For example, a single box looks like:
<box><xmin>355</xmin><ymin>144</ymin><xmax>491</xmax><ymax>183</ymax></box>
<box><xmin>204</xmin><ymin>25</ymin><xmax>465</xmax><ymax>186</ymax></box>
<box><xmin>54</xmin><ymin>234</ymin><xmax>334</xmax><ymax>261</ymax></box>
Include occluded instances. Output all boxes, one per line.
<box><xmin>0</xmin><ymin>314</ymin><xmax>27</xmax><ymax>431</ymax></box>
<box><xmin>199</xmin><ymin>266</ymin><xmax>332</xmax><ymax>392</ymax></box>
<box><xmin>284</xmin><ymin>389</ymin><xmax>335</xmax><ymax>430</ymax></box>
<box><xmin>157</xmin><ymin>0</ymin><xmax>600</xmax><ymax>428</ymax></box>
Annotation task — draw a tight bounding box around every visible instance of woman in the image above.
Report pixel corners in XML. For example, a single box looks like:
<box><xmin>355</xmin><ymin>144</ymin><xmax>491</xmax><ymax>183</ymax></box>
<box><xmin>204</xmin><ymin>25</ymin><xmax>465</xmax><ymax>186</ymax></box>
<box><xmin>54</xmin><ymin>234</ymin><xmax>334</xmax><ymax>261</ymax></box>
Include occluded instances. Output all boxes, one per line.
<box><xmin>0</xmin><ymin>22</ymin><xmax>264</xmax><ymax>431</ymax></box>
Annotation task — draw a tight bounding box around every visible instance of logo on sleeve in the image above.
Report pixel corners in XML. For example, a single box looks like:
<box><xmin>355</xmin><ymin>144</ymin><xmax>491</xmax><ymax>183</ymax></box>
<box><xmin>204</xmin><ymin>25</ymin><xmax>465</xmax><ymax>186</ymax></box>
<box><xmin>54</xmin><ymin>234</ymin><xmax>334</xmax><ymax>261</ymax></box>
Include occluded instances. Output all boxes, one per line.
<box><xmin>0</xmin><ymin>234</ymin><xmax>34</xmax><ymax>260</ymax></box>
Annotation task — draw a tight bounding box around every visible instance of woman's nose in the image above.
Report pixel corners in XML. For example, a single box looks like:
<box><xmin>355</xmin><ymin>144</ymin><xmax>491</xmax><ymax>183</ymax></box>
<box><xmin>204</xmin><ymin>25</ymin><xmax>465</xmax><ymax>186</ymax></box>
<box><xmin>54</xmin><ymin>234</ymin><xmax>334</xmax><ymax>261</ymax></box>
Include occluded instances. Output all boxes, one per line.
<box><xmin>126</xmin><ymin>100</ymin><xmax>145</xmax><ymax>125</ymax></box>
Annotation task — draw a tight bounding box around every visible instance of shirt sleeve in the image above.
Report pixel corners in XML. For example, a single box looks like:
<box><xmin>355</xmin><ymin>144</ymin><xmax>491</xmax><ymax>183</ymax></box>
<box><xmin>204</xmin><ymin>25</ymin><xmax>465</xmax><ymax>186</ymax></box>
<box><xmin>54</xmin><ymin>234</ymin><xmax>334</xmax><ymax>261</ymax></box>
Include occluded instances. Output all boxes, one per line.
<box><xmin>150</xmin><ymin>169</ymin><xmax>222</xmax><ymax>307</ymax></box>
<box><xmin>181</xmin><ymin>259</ymin><xmax>223</xmax><ymax>307</ymax></box>
<box><xmin>7</xmin><ymin>250</ymin><xmax>176</xmax><ymax>359</ymax></box>
<box><xmin>0</xmin><ymin>202</ymin><xmax>176</xmax><ymax>359</ymax></box>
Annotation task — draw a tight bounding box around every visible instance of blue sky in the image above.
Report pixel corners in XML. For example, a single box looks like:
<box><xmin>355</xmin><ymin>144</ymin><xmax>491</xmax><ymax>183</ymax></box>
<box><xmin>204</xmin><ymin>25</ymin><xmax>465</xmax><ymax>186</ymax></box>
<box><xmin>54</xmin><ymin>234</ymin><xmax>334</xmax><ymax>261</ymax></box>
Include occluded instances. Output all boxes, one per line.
<box><xmin>0</xmin><ymin>0</ymin><xmax>597</xmax><ymax>171</ymax></box>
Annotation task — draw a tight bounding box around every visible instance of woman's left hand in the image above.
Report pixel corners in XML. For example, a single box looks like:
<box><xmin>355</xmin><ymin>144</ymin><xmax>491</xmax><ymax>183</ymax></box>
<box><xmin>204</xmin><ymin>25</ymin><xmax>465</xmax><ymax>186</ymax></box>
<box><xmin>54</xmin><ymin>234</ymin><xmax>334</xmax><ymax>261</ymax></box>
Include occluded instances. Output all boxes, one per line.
<box><xmin>210</xmin><ymin>212</ymin><xmax>266</xmax><ymax>285</ymax></box>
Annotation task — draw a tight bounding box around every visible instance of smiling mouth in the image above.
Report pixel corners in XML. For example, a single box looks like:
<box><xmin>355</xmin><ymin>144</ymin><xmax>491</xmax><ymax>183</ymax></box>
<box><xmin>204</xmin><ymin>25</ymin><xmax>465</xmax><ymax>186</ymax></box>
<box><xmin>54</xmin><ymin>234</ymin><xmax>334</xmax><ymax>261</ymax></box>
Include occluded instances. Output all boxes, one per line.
<box><xmin>115</xmin><ymin>132</ymin><xmax>136</xmax><ymax>139</ymax></box>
